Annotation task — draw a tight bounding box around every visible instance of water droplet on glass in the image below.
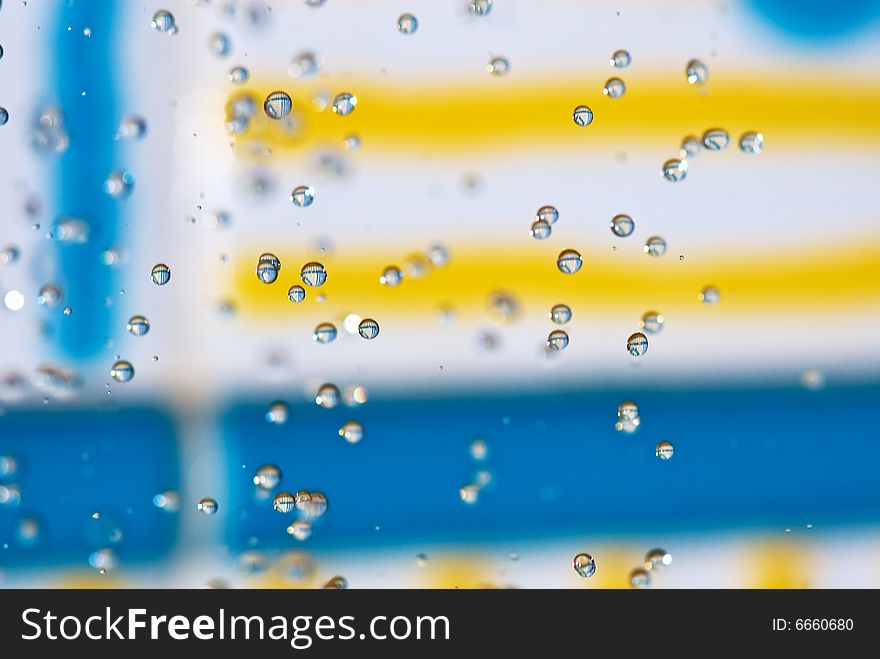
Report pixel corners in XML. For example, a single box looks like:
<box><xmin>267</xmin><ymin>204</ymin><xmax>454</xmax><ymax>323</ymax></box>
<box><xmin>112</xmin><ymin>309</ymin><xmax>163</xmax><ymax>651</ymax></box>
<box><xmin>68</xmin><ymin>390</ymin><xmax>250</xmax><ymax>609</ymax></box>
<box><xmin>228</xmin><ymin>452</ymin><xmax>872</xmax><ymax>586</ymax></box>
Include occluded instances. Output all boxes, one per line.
<box><xmin>116</xmin><ymin>114</ymin><xmax>146</xmax><ymax>140</ymax></box>
<box><xmin>610</xmin><ymin>49</ymin><xmax>631</xmax><ymax>68</ymax></box>
<box><xmin>556</xmin><ymin>249</ymin><xmax>583</xmax><ymax>274</ymax></box>
<box><xmin>358</xmin><ymin>318</ymin><xmax>380</xmax><ymax>340</ymax></box>
<box><xmin>103</xmin><ymin>169</ymin><xmax>135</xmax><ymax>198</ymax></box>
<box><xmin>655</xmin><ymin>441</ymin><xmax>674</xmax><ymax>460</ymax></box>
<box><xmin>610</xmin><ymin>214</ymin><xmax>634</xmax><ymax>237</ymax></box>
<box><xmin>273</xmin><ymin>491</ymin><xmax>296</xmax><ymax>513</ymax></box>
<box><xmin>801</xmin><ymin>369</ymin><xmax>825</xmax><ymax>391</ymax></box>
<box><xmin>288</xmin><ymin>285</ymin><xmax>306</xmax><ymax>303</ymax></box>
<box><xmin>0</xmin><ymin>107</ymin><xmax>7</xmax><ymax>126</ymax></box>
<box><xmin>287</xmin><ymin>519</ymin><xmax>312</xmax><ymax>541</ymax></box>
<box><xmin>197</xmin><ymin>498</ymin><xmax>218</xmax><ymax>515</ymax></box>
<box><xmin>680</xmin><ymin>136</ymin><xmax>701</xmax><ymax>158</ymax></box>
<box><xmin>89</xmin><ymin>548</ymin><xmax>117</xmax><ymax>573</ymax></box>
<box><xmin>332</xmin><ymin>92</ymin><xmax>357</xmax><ymax>116</ymax></box>
<box><xmin>323</xmin><ymin>576</ymin><xmax>348</xmax><ymax>589</ymax></box>
<box><xmin>459</xmin><ymin>484</ymin><xmax>480</xmax><ymax>504</ymax></box>
<box><xmin>208</xmin><ymin>32</ymin><xmax>231</xmax><ymax>57</ymax></box>
<box><xmin>662</xmin><ymin>158</ymin><xmax>687</xmax><ymax>182</ymax></box>
<box><xmin>470</xmin><ymin>438</ymin><xmax>489</xmax><ymax>461</ymax></box>
<box><xmin>397</xmin><ymin>13</ymin><xmax>418</xmax><ymax>34</ymax></box>
<box><xmin>126</xmin><ymin>314</ymin><xmax>150</xmax><ymax>336</ymax></box>
<box><xmin>629</xmin><ymin>568</ymin><xmax>651</xmax><ymax>588</ymax></box>
<box><xmin>549</xmin><ymin>303</ymin><xmax>571</xmax><ymax>325</ymax></box>
<box><xmin>469</xmin><ymin>0</ymin><xmax>493</xmax><ymax>16</ymax></box>
<box><xmin>426</xmin><ymin>243</ymin><xmax>449</xmax><ymax>267</ymax></box>
<box><xmin>536</xmin><ymin>205</ymin><xmax>559</xmax><ymax>224</ymax></box>
<box><xmin>573</xmin><ymin>553</ymin><xmax>596</xmax><ymax>578</ymax></box>
<box><xmin>702</xmin><ymin>128</ymin><xmax>730</xmax><ymax>151</ymax></box>
<box><xmin>699</xmin><ymin>286</ymin><xmax>720</xmax><ymax>304</ymax></box>
<box><xmin>645</xmin><ymin>548</ymin><xmax>672</xmax><ymax>570</ymax></box>
<box><xmin>339</xmin><ymin>420</ymin><xmax>364</xmax><ymax>444</ymax></box>
<box><xmin>529</xmin><ymin>219</ymin><xmax>552</xmax><ymax>240</ymax></box>
<box><xmin>150</xmin><ymin>10</ymin><xmax>178</xmax><ymax>35</ymax></box>
<box><xmin>255</xmin><ymin>256</ymin><xmax>279</xmax><ymax>284</ymax></box>
<box><xmin>639</xmin><ymin>310</ymin><xmax>664</xmax><ymax>333</ymax></box>
<box><xmin>4</xmin><ymin>290</ymin><xmax>24</xmax><ymax>311</ymax></box>
<box><xmin>739</xmin><ymin>131</ymin><xmax>764</xmax><ymax>154</ymax></box>
<box><xmin>290</xmin><ymin>185</ymin><xmax>315</xmax><ymax>207</ymax></box>
<box><xmin>313</xmin><ymin>322</ymin><xmax>337</xmax><ymax>344</ymax></box>
<box><xmin>253</xmin><ymin>464</ymin><xmax>282</xmax><ymax>490</ymax></box>
<box><xmin>487</xmin><ymin>56</ymin><xmax>510</xmax><ymax>76</ymax></box>
<box><xmin>265</xmin><ymin>400</ymin><xmax>289</xmax><ymax>425</ymax></box>
<box><xmin>644</xmin><ymin>236</ymin><xmax>667</xmax><ymax>257</ymax></box>
<box><xmin>289</xmin><ymin>51</ymin><xmax>319</xmax><ymax>78</ymax></box>
<box><xmin>1</xmin><ymin>245</ymin><xmax>20</xmax><ymax>264</ymax></box>
<box><xmin>572</xmin><ymin>105</ymin><xmax>593</xmax><ymax>127</ymax></box>
<box><xmin>603</xmin><ymin>77</ymin><xmax>626</xmax><ymax>98</ymax></box>
<box><xmin>37</xmin><ymin>283</ymin><xmax>63</xmax><ymax>307</ymax></box>
<box><xmin>228</xmin><ymin>65</ymin><xmax>249</xmax><ymax>84</ymax></box>
<box><xmin>263</xmin><ymin>91</ymin><xmax>292</xmax><ymax>120</ymax></box>
<box><xmin>344</xmin><ymin>133</ymin><xmax>361</xmax><ymax>150</ymax></box>
<box><xmin>300</xmin><ymin>262</ymin><xmax>327</xmax><ymax>287</ymax></box>
<box><xmin>626</xmin><ymin>332</ymin><xmax>648</xmax><ymax>356</ymax></box>
<box><xmin>685</xmin><ymin>59</ymin><xmax>708</xmax><ymax>85</ymax></box>
<box><xmin>110</xmin><ymin>360</ymin><xmax>134</xmax><ymax>383</ymax></box>
<box><xmin>152</xmin><ymin>490</ymin><xmax>180</xmax><ymax>512</ymax></box>
<box><xmin>150</xmin><ymin>263</ymin><xmax>171</xmax><ymax>285</ymax></box>
<box><xmin>316</xmin><ymin>383</ymin><xmax>341</xmax><ymax>408</ymax></box>
<box><xmin>380</xmin><ymin>265</ymin><xmax>403</xmax><ymax>287</ymax></box>
<box><xmin>546</xmin><ymin>329</ymin><xmax>569</xmax><ymax>351</ymax></box>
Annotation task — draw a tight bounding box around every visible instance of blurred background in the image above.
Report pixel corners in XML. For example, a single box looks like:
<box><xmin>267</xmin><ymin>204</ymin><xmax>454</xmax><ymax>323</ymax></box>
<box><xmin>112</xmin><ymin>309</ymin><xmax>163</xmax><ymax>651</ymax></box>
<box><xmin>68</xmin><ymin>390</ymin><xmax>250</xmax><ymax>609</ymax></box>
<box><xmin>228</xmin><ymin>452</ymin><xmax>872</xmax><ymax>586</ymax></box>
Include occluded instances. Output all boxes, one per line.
<box><xmin>0</xmin><ymin>0</ymin><xmax>879</xmax><ymax>588</ymax></box>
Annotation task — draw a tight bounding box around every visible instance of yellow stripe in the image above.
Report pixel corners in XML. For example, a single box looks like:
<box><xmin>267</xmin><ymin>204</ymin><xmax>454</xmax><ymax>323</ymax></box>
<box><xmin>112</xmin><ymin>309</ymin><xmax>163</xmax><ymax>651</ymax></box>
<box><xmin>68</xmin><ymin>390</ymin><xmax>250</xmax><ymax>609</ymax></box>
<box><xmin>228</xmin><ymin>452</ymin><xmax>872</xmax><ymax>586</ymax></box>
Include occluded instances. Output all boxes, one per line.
<box><xmin>229</xmin><ymin>74</ymin><xmax>880</xmax><ymax>155</ymax></box>
<box><xmin>229</xmin><ymin>241</ymin><xmax>880</xmax><ymax>321</ymax></box>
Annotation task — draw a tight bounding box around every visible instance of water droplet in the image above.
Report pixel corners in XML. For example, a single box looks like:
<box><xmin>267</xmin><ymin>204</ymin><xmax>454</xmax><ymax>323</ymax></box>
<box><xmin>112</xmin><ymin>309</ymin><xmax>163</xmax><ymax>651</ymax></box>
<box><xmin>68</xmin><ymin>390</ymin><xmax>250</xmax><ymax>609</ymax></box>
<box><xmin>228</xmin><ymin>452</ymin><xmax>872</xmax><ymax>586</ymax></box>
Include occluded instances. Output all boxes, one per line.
<box><xmin>470</xmin><ymin>438</ymin><xmax>489</xmax><ymax>461</ymax></box>
<box><xmin>332</xmin><ymin>92</ymin><xmax>357</xmax><ymax>116</ymax></box>
<box><xmin>228</xmin><ymin>65</ymin><xmax>249</xmax><ymax>84</ymax></box>
<box><xmin>680</xmin><ymin>136</ymin><xmax>701</xmax><ymax>158</ymax></box>
<box><xmin>556</xmin><ymin>249</ymin><xmax>583</xmax><ymax>274</ymax></box>
<box><xmin>610</xmin><ymin>214</ymin><xmax>634</xmax><ymax>237</ymax></box>
<box><xmin>702</xmin><ymin>128</ymin><xmax>730</xmax><ymax>151</ymax></box>
<box><xmin>255</xmin><ymin>256</ymin><xmax>279</xmax><ymax>284</ymax></box>
<box><xmin>380</xmin><ymin>265</ymin><xmax>403</xmax><ymax>287</ymax></box>
<box><xmin>699</xmin><ymin>286</ymin><xmax>720</xmax><ymax>305</ymax></box>
<box><xmin>344</xmin><ymin>133</ymin><xmax>361</xmax><ymax>150</ymax></box>
<box><xmin>801</xmin><ymin>369</ymin><xmax>825</xmax><ymax>391</ymax></box>
<box><xmin>645</xmin><ymin>548</ymin><xmax>672</xmax><ymax>570</ymax></box>
<box><xmin>287</xmin><ymin>285</ymin><xmax>306</xmax><ymax>303</ymax></box>
<box><xmin>618</xmin><ymin>401</ymin><xmax>639</xmax><ymax>422</ymax></box>
<box><xmin>0</xmin><ymin>484</ymin><xmax>21</xmax><ymax>506</ymax></box>
<box><xmin>685</xmin><ymin>59</ymin><xmax>708</xmax><ymax>85</ymax></box>
<box><xmin>626</xmin><ymin>332</ymin><xmax>648</xmax><ymax>357</ymax></box>
<box><xmin>459</xmin><ymin>484</ymin><xmax>480</xmax><ymax>504</ymax></box>
<box><xmin>603</xmin><ymin>77</ymin><xmax>626</xmax><ymax>98</ymax></box>
<box><xmin>739</xmin><ymin>131</ymin><xmax>764</xmax><ymax>154</ymax></box>
<box><xmin>265</xmin><ymin>400</ymin><xmax>289</xmax><ymax>425</ymax></box>
<box><xmin>313</xmin><ymin>322</ymin><xmax>337</xmax><ymax>344</ymax></box>
<box><xmin>643</xmin><ymin>236</ymin><xmax>667</xmax><ymax>257</ymax></box>
<box><xmin>661</xmin><ymin>158</ymin><xmax>687</xmax><ymax>182</ymax></box>
<box><xmin>263</xmin><ymin>91</ymin><xmax>292</xmax><ymax>120</ymax></box>
<box><xmin>426</xmin><ymin>243</ymin><xmax>449</xmax><ymax>267</ymax></box>
<box><xmin>0</xmin><ymin>456</ymin><xmax>18</xmax><ymax>478</ymax></box>
<box><xmin>323</xmin><ymin>576</ymin><xmax>348</xmax><ymax>589</ymax></box>
<box><xmin>89</xmin><ymin>548</ymin><xmax>117</xmax><ymax>573</ymax></box>
<box><xmin>116</xmin><ymin>114</ymin><xmax>147</xmax><ymax>140</ymax></box>
<box><xmin>358</xmin><ymin>318</ymin><xmax>380</xmax><ymax>340</ymax></box>
<box><xmin>287</xmin><ymin>519</ymin><xmax>312</xmax><ymax>541</ymax></box>
<box><xmin>208</xmin><ymin>32</ymin><xmax>231</xmax><ymax>57</ymax></box>
<box><xmin>289</xmin><ymin>51</ymin><xmax>320</xmax><ymax>78</ymax></box>
<box><xmin>487</xmin><ymin>56</ymin><xmax>510</xmax><ymax>76</ymax></box>
<box><xmin>126</xmin><ymin>314</ymin><xmax>150</xmax><ymax>336</ymax></box>
<box><xmin>150</xmin><ymin>263</ymin><xmax>171</xmax><ymax>285</ymax></box>
<box><xmin>572</xmin><ymin>553</ymin><xmax>596</xmax><ymax>578</ymax></box>
<box><xmin>655</xmin><ymin>441</ymin><xmax>674</xmax><ymax>460</ymax></box>
<box><xmin>610</xmin><ymin>49</ymin><xmax>631</xmax><ymax>68</ymax></box>
<box><xmin>339</xmin><ymin>420</ymin><xmax>364</xmax><ymax>444</ymax></box>
<box><xmin>290</xmin><ymin>185</ymin><xmax>315</xmax><ymax>208</ymax></box>
<box><xmin>197</xmin><ymin>498</ymin><xmax>218</xmax><ymax>515</ymax></box>
<box><xmin>1</xmin><ymin>245</ymin><xmax>20</xmax><ymax>264</ymax></box>
<box><xmin>253</xmin><ymin>464</ymin><xmax>282</xmax><ymax>490</ymax></box>
<box><xmin>469</xmin><ymin>0</ymin><xmax>493</xmax><ymax>16</ymax></box>
<box><xmin>37</xmin><ymin>283</ymin><xmax>63</xmax><ymax>307</ymax></box>
<box><xmin>639</xmin><ymin>310</ymin><xmax>664</xmax><ymax>333</ymax></box>
<box><xmin>0</xmin><ymin>107</ymin><xmax>7</xmax><ymax>126</ymax></box>
<box><xmin>397</xmin><ymin>13</ymin><xmax>418</xmax><ymax>34</ymax></box>
<box><xmin>150</xmin><ymin>10</ymin><xmax>178</xmax><ymax>35</ymax></box>
<box><xmin>300</xmin><ymin>262</ymin><xmax>327</xmax><ymax>287</ymax></box>
<box><xmin>536</xmin><ymin>205</ymin><xmax>559</xmax><ymax>224</ymax></box>
<box><xmin>629</xmin><ymin>568</ymin><xmax>651</xmax><ymax>587</ymax></box>
<box><xmin>415</xmin><ymin>552</ymin><xmax>429</xmax><ymax>567</ymax></box>
<box><xmin>546</xmin><ymin>329</ymin><xmax>569</xmax><ymax>351</ymax></box>
<box><xmin>3</xmin><ymin>290</ymin><xmax>24</xmax><ymax>311</ymax></box>
<box><xmin>273</xmin><ymin>491</ymin><xmax>295</xmax><ymax>513</ymax></box>
<box><xmin>549</xmin><ymin>303</ymin><xmax>571</xmax><ymax>325</ymax></box>
<box><xmin>110</xmin><ymin>360</ymin><xmax>134</xmax><ymax>383</ymax></box>
<box><xmin>529</xmin><ymin>219</ymin><xmax>552</xmax><ymax>240</ymax></box>
<box><xmin>103</xmin><ymin>169</ymin><xmax>135</xmax><ymax>198</ymax></box>
<box><xmin>316</xmin><ymin>383</ymin><xmax>341</xmax><ymax>408</ymax></box>
<box><xmin>572</xmin><ymin>105</ymin><xmax>593</xmax><ymax>127</ymax></box>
